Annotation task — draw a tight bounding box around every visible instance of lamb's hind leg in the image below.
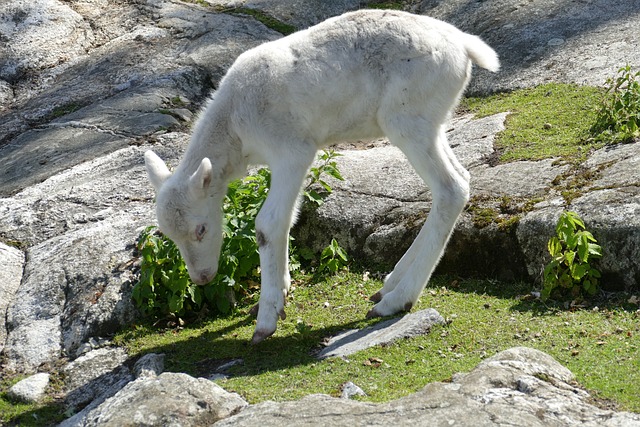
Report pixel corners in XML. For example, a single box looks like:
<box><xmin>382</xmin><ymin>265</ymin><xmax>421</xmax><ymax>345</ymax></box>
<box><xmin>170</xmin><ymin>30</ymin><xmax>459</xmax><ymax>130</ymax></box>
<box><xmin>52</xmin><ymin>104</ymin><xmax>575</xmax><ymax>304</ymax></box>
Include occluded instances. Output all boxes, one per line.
<box><xmin>252</xmin><ymin>146</ymin><xmax>316</xmax><ymax>344</ymax></box>
<box><xmin>368</xmin><ymin>124</ymin><xmax>469</xmax><ymax>317</ymax></box>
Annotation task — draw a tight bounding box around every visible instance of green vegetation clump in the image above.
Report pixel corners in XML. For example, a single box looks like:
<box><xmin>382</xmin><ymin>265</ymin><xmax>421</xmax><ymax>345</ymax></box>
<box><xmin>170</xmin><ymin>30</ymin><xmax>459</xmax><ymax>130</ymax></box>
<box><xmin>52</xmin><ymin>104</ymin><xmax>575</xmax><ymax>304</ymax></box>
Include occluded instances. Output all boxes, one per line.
<box><xmin>463</xmin><ymin>83</ymin><xmax>604</xmax><ymax>162</ymax></box>
<box><xmin>591</xmin><ymin>65</ymin><xmax>640</xmax><ymax>143</ymax></box>
<box><xmin>543</xmin><ymin>211</ymin><xmax>602</xmax><ymax>301</ymax></box>
<box><xmin>365</xmin><ymin>2</ymin><xmax>407</xmax><ymax>10</ymax></box>
<box><xmin>222</xmin><ymin>7</ymin><xmax>297</xmax><ymax>35</ymax></box>
<box><xmin>133</xmin><ymin>151</ymin><xmax>347</xmax><ymax>320</ymax></box>
<box><xmin>51</xmin><ymin>102</ymin><xmax>81</xmax><ymax>118</ymax></box>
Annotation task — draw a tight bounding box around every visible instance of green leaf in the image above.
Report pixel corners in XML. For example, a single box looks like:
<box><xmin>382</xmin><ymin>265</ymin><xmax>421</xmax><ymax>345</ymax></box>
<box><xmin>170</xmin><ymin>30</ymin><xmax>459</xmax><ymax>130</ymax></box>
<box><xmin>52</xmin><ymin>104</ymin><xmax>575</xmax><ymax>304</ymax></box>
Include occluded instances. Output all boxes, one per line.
<box><xmin>547</xmin><ymin>237</ymin><xmax>562</xmax><ymax>256</ymax></box>
<box><xmin>304</xmin><ymin>189</ymin><xmax>324</xmax><ymax>206</ymax></box>
<box><xmin>168</xmin><ymin>294</ymin><xmax>183</xmax><ymax>315</ymax></box>
<box><xmin>564</xmin><ymin>250</ymin><xmax>576</xmax><ymax>267</ymax></box>
<box><xmin>571</xmin><ymin>263</ymin><xmax>588</xmax><ymax>280</ymax></box>
<box><xmin>588</xmin><ymin>243</ymin><xmax>603</xmax><ymax>258</ymax></box>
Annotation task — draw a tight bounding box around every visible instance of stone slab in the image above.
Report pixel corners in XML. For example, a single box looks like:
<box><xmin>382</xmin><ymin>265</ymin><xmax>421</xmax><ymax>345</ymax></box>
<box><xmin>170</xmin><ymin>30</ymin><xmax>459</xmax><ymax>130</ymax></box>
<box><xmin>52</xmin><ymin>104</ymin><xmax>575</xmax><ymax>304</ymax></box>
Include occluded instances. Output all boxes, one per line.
<box><xmin>317</xmin><ymin>308</ymin><xmax>445</xmax><ymax>359</ymax></box>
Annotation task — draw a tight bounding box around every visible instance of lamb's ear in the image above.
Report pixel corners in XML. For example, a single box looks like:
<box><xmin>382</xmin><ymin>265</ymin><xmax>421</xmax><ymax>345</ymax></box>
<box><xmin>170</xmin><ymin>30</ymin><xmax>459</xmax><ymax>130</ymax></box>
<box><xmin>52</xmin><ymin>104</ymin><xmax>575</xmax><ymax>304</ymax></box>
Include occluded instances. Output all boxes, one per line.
<box><xmin>188</xmin><ymin>158</ymin><xmax>213</xmax><ymax>196</ymax></box>
<box><xmin>144</xmin><ymin>150</ymin><xmax>171</xmax><ymax>192</ymax></box>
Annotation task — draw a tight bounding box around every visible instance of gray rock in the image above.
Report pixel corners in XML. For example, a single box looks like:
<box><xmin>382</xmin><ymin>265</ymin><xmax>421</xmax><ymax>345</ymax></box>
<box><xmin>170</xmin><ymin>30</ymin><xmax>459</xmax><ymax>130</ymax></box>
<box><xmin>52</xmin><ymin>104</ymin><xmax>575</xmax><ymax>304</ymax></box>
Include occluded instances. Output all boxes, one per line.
<box><xmin>293</xmin><ymin>112</ymin><xmax>567</xmax><ymax>278</ymax></box>
<box><xmin>471</xmin><ymin>159</ymin><xmax>568</xmax><ymax>199</ymax></box>
<box><xmin>220</xmin><ymin>0</ymin><xmax>362</xmax><ymax>29</ymax></box>
<box><xmin>0</xmin><ymin>0</ymin><xmax>93</xmax><ymax>82</ymax></box>
<box><xmin>7</xmin><ymin>372</ymin><xmax>50</xmax><ymax>403</ymax></box>
<box><xmin>63</xmin><ymin>347</ymin><xmax>132</xmax><ymax>411</ymax></box>
<box><xmin>2</xmin><ymin>211</ymin><xmax>141</xmax><ymax>372</ymax></box>
<box><xmin>133</xmin><ymin>353</ymin><xmax>165</xmax><ymax>379</ymax></box>
<box><xmin>0</xmin><ymin>0</ymin><xmax>279</xmax><ymax>197</ymax></box>
<box><xmin>420</xmin><ymin>0</ymin><xmax>640</xmax><ymax>94</ymax></box>
<box><xmin>0</xmin><ymin>141</ymin><xmax>182</xmax><ymax>373</ymax></box>
<box><xmin>340</xmin><ymin>381</ymin><xmax>366</xmax><ymax>399</ymax></box>
<box><xmin>77</xmin><ymin>372</ymin><xmax>248</xmax><ymax>427</ymax></box>
<box><xmin>2</xmin><ymin>237</ymin><xmax>65</xmax><ymax>373</ymax></box>
<box><xmin>294</xmin><ymin>113</ymin><xmax>511</xmax><ymax>266</ymax></box>
<box><xmin>570</xmin><ymin>189</ymin><xmax>640</xmax><ymax>290</ymax></box>
<box><xmin>0</xmin><ymin>243</ymin><xmax>24</xmax><ymax>354</ymax></box>
<box><xmin>317</xmin><ymin>309</ymin><xmax>445</xmax><ymax>359</ymax></box>
<box><xmin>215</xmin><ymin>347</ymin><xmax>640</xmax><ymax>427</ymax></box>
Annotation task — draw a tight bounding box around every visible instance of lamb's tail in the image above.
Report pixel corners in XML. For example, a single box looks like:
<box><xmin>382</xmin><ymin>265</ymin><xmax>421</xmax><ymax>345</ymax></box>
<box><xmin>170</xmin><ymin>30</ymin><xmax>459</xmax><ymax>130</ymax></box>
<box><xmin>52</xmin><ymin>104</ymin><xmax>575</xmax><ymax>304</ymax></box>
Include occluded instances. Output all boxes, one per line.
<box><xmin>463</xmin><ymin>33</ymin><xmax>500</xmax><ymax>72</ymax></box>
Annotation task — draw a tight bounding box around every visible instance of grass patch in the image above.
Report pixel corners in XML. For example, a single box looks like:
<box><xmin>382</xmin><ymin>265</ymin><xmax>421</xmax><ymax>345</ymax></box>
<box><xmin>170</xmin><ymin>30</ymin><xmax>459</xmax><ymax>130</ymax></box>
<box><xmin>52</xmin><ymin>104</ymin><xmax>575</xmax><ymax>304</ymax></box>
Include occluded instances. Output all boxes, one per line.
<box><xmin>463</xmin><ymin>83</ymin><xmax>605</xmax><ymax>163</ymax></box>
<box><xmin>112</xmin><ymin>271</ymin><xmax>640</xmax><ymax>411</ymax></box>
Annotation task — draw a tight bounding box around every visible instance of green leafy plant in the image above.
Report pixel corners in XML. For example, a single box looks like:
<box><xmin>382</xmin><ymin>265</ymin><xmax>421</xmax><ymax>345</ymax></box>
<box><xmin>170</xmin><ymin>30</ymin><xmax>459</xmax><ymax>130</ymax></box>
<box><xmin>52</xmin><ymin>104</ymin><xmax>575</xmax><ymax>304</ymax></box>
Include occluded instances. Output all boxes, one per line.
<box><xmin>207</xmin><ymin>167</ymin><xmax>272</xmax><ymax>313</ymax></box>
<box><xmin>133</xmin><ymin>226</ymin><xmax>202</xmax><ymax>317</ymax></box>
<box><xmin>318</xmin><ymin>238</ymin><xmax>349</xmax><ymax>274</ymax></box>
<box><xmin>133</xmin><ymin>151</ymin><xmax>347</xmax><ymax>319</ymax></box>
<box><xmin>303</xmin><ymin>150</ymin><xmax>344</xmax><ymax>206</ymax></box>
<box><xmin>542</xmin><ymin>211</ymin><xmax>603</xmax><ymax>301</ymax></box>
<box><xmin>591</xmin><ymin>65</ymin><xmax>640</xmax><ymax>143</ymax></box>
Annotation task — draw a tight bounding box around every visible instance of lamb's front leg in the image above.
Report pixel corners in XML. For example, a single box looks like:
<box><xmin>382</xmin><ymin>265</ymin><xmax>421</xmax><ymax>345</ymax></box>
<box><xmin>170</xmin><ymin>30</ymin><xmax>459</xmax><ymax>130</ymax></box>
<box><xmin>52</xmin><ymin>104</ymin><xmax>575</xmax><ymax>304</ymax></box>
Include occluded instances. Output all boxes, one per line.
<box><xmin>251</xmin><ymin>151</ymin><xmax>315</xmax><ymax>344</ymax></box>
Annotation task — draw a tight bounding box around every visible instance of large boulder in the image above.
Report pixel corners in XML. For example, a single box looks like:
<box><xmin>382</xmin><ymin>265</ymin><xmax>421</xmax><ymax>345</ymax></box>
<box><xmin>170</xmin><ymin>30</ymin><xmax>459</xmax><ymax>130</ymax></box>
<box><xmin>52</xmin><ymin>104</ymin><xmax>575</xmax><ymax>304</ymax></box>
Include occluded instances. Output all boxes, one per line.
<box><xmin>421</xmin><ymin>0</ymin><xmax>640</xmax><ymax>94</ymax></box>
<box><xmin>0</xmin><ymin>0</ymin><xmax>279</xmax><ymax>196</ymax></box>
<box><xmin>76</xmin><ymin>372</ymin><xmax>248</xmax><ymax>427</ymax></box>
<box><xmin>215</xmin><ymin>347</ymin><xmax>640</xmax><ymax>426</ymax></box>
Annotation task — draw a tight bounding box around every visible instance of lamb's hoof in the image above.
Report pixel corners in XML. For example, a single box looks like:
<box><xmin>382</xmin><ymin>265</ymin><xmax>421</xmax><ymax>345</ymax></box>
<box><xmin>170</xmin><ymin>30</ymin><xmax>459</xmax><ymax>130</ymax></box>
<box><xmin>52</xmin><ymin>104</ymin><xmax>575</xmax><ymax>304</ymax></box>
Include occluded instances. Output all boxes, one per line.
<box><xmin>251</xmin><ymin>328</ymin><xmax>275</xmax><ymax>345</ymax></box>
<box><xmin>279</xmin><ymin>308</ymin><xmax>286</xmax><ymax>320</ymax></box>
<box><xmin>403</xmin><ymin>302</ymin><xmax>413</xmax><ymax>312</ymax></box>
<box><xmin>366</xmin><ymin>307</ymin><xmax>382</xmax><ymax>319</ymax></box>
<box><xmin>369</xmin><ymin>291</ymin><xmax>382</xmax><ymax>303</ymax></box>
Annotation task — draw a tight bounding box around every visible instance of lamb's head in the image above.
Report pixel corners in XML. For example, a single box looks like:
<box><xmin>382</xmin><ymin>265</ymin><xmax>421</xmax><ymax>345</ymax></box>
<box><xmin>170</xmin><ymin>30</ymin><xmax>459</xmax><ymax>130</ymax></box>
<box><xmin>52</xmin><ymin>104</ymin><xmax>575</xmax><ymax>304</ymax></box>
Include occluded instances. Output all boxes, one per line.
<box><xmin>144</xmin><ymin>150</ymin><xmax>224</xmax><ymax>285</ymax></box>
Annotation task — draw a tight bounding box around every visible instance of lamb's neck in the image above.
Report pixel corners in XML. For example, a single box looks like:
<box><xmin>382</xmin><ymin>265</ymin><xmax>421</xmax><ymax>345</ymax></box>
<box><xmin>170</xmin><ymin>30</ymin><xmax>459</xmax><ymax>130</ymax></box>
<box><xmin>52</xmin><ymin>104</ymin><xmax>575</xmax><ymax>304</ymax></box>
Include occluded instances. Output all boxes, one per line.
<box><xmin>175</xmin><ymin>98</ymin><xmax>242</xmax><ymax>184</ymax></box>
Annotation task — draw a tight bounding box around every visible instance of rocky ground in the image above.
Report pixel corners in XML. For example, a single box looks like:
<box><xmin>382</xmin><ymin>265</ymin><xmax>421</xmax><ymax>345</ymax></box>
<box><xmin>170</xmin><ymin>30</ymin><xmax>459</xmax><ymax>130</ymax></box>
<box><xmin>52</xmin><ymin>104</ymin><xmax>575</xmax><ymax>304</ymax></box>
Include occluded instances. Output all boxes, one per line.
<box><xmin>1</xmin><ymin>0</ymin><xmax>639</xmax><ymax>425</ymax></box>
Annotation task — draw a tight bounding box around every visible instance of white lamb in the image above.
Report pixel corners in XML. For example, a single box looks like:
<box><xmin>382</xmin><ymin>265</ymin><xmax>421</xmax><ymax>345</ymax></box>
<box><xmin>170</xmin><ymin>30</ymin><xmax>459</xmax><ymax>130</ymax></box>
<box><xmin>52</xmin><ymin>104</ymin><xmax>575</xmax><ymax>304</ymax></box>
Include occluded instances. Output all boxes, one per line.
<box><xmin>144</xmin><ymin>9</ymin><xmax>499</xmax><ymax>344</ymax></box>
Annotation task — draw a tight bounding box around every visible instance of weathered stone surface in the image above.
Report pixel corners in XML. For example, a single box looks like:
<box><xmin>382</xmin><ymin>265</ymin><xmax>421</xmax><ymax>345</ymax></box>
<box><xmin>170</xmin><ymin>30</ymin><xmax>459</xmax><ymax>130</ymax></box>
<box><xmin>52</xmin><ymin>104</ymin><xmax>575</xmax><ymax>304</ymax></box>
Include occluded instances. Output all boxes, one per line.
<box><xmin>212</xmin><ymin>0</ymin><xmax>362</xmax><ymax>29</ymax></box>
<box><xmin>63</xmin><ymin>347</ymin><xmax>131</xmax><ymax>411</ymax></box>
<box><xmin>569</xmin><ymin>190</ymin><xmax>640</xmax><ymax>290</ymax></box>
<box><xmin>340</xmin><ymin>381</ymin><xmax>366</xmax><ymax>399</ymax></box>
<box><xmin>76</xmin><ymin>372</ymin><xmax>248</xmax><ymax>427</ymax></box>
<box><xmin>0</xmin><ymin>0</ymin><xmax>93</xmax><ymax>83</ymax></box>
<box><xmin>216</xmin><ymin>347</ymin><xmax>640</xmax><ymax>426</ymax></box>
<box><xmin>421</xmin><ymin>0</ymin><xmax>640</xmax><ymax>95</ymax></box>
<box><xmin>2</xmin><ymin>212</ymin><xmax>141</xmax><ymax>373</ymax></box>
<box><xmin>293</xmin><ymin>113</ymin><xmax>511</xmax><ymax>266</ymax></box>
<box><xmin>0</xmin><ymin>0</ymin><xmax>279</xmax><ymax>196</ymax></box>
<box><xmin>7</xmin><ymin>372</ymin><xmax>50</xmax><ymax>403</ymax></box>
<box><xmin>0</xmin><ymin>243</ymin><xmax>23</xmax><ymax>355</ymax></box>
<box><xmin>133</xmin><ymin>353</ymin><xmax>165</xmax><ymax>379</ymax></box>
<box><xmin>471</xmin><ymin>159</ymin><xmax>568</xmax><ymax>199</ymax></box>
<box><xmin>317</xmin><ymin>308</ymin><xmax>445</xmax><ymax>359</ymax></box>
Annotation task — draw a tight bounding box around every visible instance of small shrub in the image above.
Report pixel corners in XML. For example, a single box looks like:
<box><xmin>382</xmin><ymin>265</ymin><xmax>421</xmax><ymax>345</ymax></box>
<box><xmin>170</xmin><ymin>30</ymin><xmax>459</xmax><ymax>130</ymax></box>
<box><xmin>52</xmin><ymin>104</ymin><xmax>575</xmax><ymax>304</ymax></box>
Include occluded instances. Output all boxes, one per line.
<box><xmin>591</xmin><ymin>65</ymin><xmax>640</xmax><ymax>143</ymax></box>
<box><xmin>134</xmin><ymin>151</ymin><xmax>347</xmax><ymax>319</ymax></box>
<box><xmin>542</xmin><ymin>211</ymin><xmax>602</xmax><ymax>301</ymax></box>
<box><xmin>318</xmin><ymin>238</ymin><xmax>349</xmax><ymax>274</ymax></box>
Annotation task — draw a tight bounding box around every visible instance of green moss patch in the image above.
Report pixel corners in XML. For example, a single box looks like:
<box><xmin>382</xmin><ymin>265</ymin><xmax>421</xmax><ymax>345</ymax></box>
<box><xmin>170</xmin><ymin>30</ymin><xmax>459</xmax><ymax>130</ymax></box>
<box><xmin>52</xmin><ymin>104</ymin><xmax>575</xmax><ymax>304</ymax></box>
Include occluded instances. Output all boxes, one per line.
<box><xmin>463</xmin><ymin>83</ymin><xmax>605</xmax><ymax>163</ymax></box>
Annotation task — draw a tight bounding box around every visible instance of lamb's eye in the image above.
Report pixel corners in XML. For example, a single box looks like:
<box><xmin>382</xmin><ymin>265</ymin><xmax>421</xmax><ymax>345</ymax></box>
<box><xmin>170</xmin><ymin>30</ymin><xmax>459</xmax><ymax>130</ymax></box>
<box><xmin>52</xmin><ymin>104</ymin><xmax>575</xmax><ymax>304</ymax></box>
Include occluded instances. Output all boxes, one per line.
<box><xmin>195</xmin><ymin>224</ymin><xmax>207</xmax><ymax>241</ymax></box>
